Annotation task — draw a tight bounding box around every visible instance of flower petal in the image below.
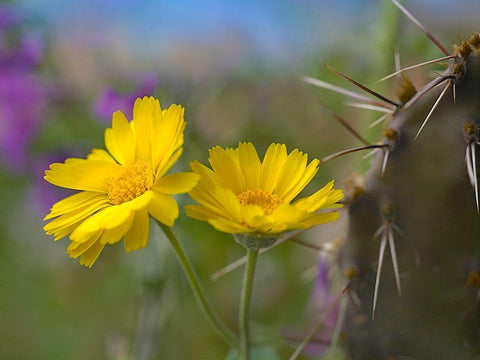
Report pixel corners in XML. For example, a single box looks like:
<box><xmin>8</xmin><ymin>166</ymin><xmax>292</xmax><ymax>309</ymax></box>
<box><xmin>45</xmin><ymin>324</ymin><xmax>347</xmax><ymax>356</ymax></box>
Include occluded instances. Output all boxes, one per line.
<box><xmin>124</xmin><ymin>210</ymin><xmax>149</xmax><ymax>252</ymax></box>
<box><xmin>156</xmin><ymin>147</ymin><xmax>183</xmax><ymax>179</ymax></box>
<box><xmin>70</xmin><ymin>204</ymin><xmax>131</xmax><ymax>244</ymax></box>
<box><xmin>79</xmin><ymin>240</ymin><xmax>106</xmax><ymax>268</ymax></box>
<box><xmin>275</xmin><ymin>149</ymin><xmax>310</xmax><ymax>198</ymax></box>
<box><xmin>298</xmin><ymin>211</ymin><xmax>340</xmax><ymax>228</ymax></box>
<box><xmin>87</xmin><ymin>149</ymin><xmax>117</xmax><ymax>163</ymax></box>
<box><xmin>238</xmin><ymin>142</ymin><xmax>261</xmax><ymax>189</ymax></box>
<box><xmin>148</xmin><ymin>192</ymin><xmax>179</xmax><ymax>227</ymax></box>
<box><xmin>214</xmin><ymin>188</ymin><xmax>242</xmax><ymax>223</ymax></box>
<box><xmin>67</xmin><ymin>230</ymin><xmax>102</xmax><ymax>258</ymax></box>
<box><xmin>208</xmin><ymin>146</ymin><xmax>244</xmax><ymax>194</ymax></box>
<box><xmin>133</xmin><ymin>96</ymin><xmax>162</xmax><ymax>163</ymax></box>
<box><xmin>208</xmin><ymin>218</ymin><xmax>250</xmax><ymax>233</ymax></box>
<box><xmin>105</xmin><ymin>111</ymin><xmax>136</xmax><ymax>165</ymax></box>
<box><xmin>99</xmin><ymin>209</ymin><xmax>135</xmax><ymax>245</ymax></box>
<box><xmin>152</xmin><ymin>104</ymin><xmax>186</xmax><ymax>176</ymax></box>
<box><xmin>44</xmin><ymin>196</ymin><xmax>110</xmax><ymax>238</ymax></box>
<box><xmin>282</xmin><ymin>159</ymin><xmax>320</xmax><ymax>202</ymax></box>
<box><xmin>189</xmin><ymin>160</ymin><xmax>222</xmax><ymax>200</ymax></box>
<box><xmin>44</xmin><ymin>191</ymin><xmax>106</xmax><ymax>220</ymax></box>
<box><xmin>153</xmin><ymin>172</ymin><xmax>199</xmax><ymax>194</ymax></box>
<box><xmin>45</xmin><ymin>159</ymin><xmax>121</xmax><ymax>192</ymax></box>
<box><xmin>259</xmin><ymin>143</ymin><xmax>287</xmax><ymax>193</ymax></box>
<box><xmin>184</xmin><ymin>204</ymin><xmax>219</xmax><ymax>221</ymax></box>
<box><xmin>294</xmin><ymin>181</ymin><xmax>344</xmax><ymax>212</ymax></box>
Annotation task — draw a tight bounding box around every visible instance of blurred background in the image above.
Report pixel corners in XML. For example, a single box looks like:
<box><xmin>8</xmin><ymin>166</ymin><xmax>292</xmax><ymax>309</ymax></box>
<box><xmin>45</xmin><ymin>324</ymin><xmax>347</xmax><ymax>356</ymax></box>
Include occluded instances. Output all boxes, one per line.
<box><xmin>1</xmin><ymin>0</ymin><xmax>479</xmax><ymax>358</ymax></box>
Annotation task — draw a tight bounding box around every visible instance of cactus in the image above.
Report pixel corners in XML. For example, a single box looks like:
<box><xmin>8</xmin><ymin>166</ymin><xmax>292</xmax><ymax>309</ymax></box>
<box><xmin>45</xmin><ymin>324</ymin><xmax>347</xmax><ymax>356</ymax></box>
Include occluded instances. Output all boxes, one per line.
<box><xmin>307</xmin><ymin>3</ymin><xmax>480</xmax><ymax>359</ymax></box>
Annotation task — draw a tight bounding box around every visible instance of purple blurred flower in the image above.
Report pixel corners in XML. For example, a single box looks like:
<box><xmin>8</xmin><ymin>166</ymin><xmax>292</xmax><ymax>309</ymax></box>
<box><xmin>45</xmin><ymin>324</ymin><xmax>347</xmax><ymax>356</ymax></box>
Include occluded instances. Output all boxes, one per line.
<box><xmin>0</xmin><ymin>8</ymin><xmax>46</xmax><ymax>173</ymax></box>
<box><xmin>0</xmin><ymin>5</ymin><xmax>21</xmax><ymax>29</ymax></box>
<box><xmin>1</xmin><ymin>33</ymin><xmax>44</xmax><ymax>69</ymax></box>
<box><xmin>92</xmin><ymin>74</ymin><xmax>157</xmax><ymax>122</ymax></box>
<box><xmin>312</xmin><ymin>257</ymin><xmax>337</xmax><ymax>306</ymax></box>
<box><xmin>303</xmin><ymin>257</ymin><xmax>342</xmax><ymax>356</ymax></box>
<box><xmin>283</xmin><ymin>256</ymin><xmax>343</xmax><ymax>356</ymax></box>
<box><xmin>0</xmin><ymin>55</ymin><xmax>46</xmax><ymax>172</ymax></box>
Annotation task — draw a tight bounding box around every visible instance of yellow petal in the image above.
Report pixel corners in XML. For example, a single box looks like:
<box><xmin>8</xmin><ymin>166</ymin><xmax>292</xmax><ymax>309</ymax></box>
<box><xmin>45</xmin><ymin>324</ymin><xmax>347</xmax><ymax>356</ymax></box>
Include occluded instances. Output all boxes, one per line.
<box><xmin>323</xmin><ymin>189</ymin><xmax>345</xmax><ymax>208</ymax></box>
<box><xmin>214</xmin><ymin>188</ymin><xmax>243</xmax><ymax>223</ymax></box>
<box><xmin>275</xmin><ymin>149</ymin><xmax>308</xmax><ymax>198</ymax></box>
<box><xmin>67</xmin><ymin>230</ymin><xmax>102</xmax><ymax>258</ymax></box>
<box><xmin>190</xmin><ymin>160</ymin><xmax>222</xmax><ymax>194</ymax></box>
<box><xmin>188</xmin><ymin>186</ymin><xmax>220</xmax><ymax>211</ymax></box>
<box><xmin>133</xmin><ymin>96</ymin><xmax>162</xmax><ymax>163</ymax></box>
<box><xmin>282</xmin><ymin>159</ymin><xmax>320</xmax><ymax>202</ymax></box>
<box><xmin>271</xmin><ymin>203</ymin><xmax>306</xmax><ymax>225</ymax></box>
<box><xmin>298</xmin><ymin>211</ymin><xmax>340</xmax><ymax>228</ymax></box>
<box><xmin>45</xmin><ymin>159</ymin><xmax>121</xmax><ymax>192</ymax></box>
<box><xmin>104</xmin><ymin>111</ymin><xmax>136</xmax><ymax>165</ymax></box>
<box><xmin>44</xmin><ymin>191</ymin><xmax>106</xmax><ymax>220</ymax></box>
<box><xmin>79</xmin><ymin>240</ymin><xmax>106</xmax><ymax>268</ymax></box>
<box><xmin>52</xmin><ymin>221</ymin><xmax>84</xmax><ymax>241</ymax></box>
<box><xmin>156</xmin><ymin>147</ymin><xmax>183</xmax><ymax>179</ymax></box>
<box><xmin>87</xmin><ymin>149</ymin><xmax>117</xmax><ymax>163</ymax></box>
<box><xmin>208</xmin><ymin>146</ymin><xmax>244</xmax><ymax>194</ymax></box>
<box><xmin>44</xmin><ymin>197</ymin><xmax>110</xmax><ymax>236</ymax></box>
<box><xmin>124</xmin><ymin>191</ymin><xmax>154</xmax><ymax>212</ymax></box>
<box><xmin>124</xmin><ymin>210</ymin><xmax>149</xmax><ymax>252</ymax></box>
<box><xmin>250</xmin><ymin>204</ymin><xmax>304</xmax><ymax>233</ymax></box>
<box><xmin>99</xmin><ymin>209</ymin><xmax>135</xmax><ymax>244</ymax></box>
<box><xmin>184</xmin><ymin>204</ymin><xmax>220</xmax><ymax>221</ymax></box>
<box><xmin>70</xmin><ymin>205</ymin><xmax>130</xmax><ymax>243</ymax></box>
<box><xmin>294</xmin><ymin>181</ymin><xmax>343</xmax><ymax>212</ymax></box>
<box><xmin>153</xmin><ymin>172</ymin><xmax>199</xmax><ymax>194</ymax></box>
<box><xmin>239</xmin><ymin>204</ymin><xmax>270</xmax><ymax>230</ymax></box>
<box><xmin>148</xmin><ymin>192</ymin><xmax>179</xmax><ymax>227</ymax></box>
<box><xmin>259</xmin><ymin>143</ymin><xmax>287</xmax><ymax>193</ymax></box>
<box><xmin>152</xmin><ymin>104</ymin><xmax>185</xmax><ymax>175</ymax></box>
<box><xmin>238</xmin><ymin>142</ymin><xmax>261</xmax><ymax>189</ymax></box>
<box><xmin>208</xmin><ymin>218</ymin><xmax>250</xmax><ymax>233</ymax></box>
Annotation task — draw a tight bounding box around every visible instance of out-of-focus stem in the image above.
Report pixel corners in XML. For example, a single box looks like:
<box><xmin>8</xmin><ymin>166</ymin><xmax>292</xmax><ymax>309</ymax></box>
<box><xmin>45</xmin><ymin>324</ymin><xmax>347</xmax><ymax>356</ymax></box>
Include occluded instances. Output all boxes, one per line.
<box><xmin>239</xmin><ymin>249</ymin><xmax>259</xmax><ymax>360</ymax></box>
<box><xmin>157</xmin><ymin>221</ymin><xmax>240</xmax><ymax>352</ymax></box>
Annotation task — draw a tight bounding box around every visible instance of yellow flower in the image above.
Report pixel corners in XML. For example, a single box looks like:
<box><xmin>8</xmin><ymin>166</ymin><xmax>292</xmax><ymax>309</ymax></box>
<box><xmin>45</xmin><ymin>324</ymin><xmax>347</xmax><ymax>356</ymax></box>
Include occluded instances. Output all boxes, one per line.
<box><xmin>185</xmin><ymin>142</ymin><xmax>343</xmax><ymax>235</ymax></box>
<box><xmin>43</xmin><ymin>97</ymin><xmax>199</xmax><ymax>267</ymax></box>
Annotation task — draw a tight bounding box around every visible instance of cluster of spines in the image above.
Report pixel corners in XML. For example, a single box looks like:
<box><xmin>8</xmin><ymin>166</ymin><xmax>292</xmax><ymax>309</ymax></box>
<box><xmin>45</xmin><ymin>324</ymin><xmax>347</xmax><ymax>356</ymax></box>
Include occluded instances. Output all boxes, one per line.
<box><xmin>304</xmin><ymin>0</ymin><xmax>480</xmax><ymax>326</ymax></box>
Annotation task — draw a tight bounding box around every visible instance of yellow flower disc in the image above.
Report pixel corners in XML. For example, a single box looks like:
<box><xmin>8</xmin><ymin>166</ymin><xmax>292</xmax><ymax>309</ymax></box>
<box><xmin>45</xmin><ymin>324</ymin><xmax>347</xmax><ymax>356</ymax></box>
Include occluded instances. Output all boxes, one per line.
<box><xmin>237</xmin><ymin>189</ymin><xmax>281</xmax><ymax>215</ymax></box>
<box><xmin>107</xmin><ymin>160</ymin><xmax>153</xmax><ymax>205</ymax></box>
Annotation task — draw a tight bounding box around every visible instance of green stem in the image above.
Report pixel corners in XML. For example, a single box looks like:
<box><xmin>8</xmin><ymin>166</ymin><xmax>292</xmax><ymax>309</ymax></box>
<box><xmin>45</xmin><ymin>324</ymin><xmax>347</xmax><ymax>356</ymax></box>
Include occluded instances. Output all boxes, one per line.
<box><xmin>239</xmin><ymin>249</ymin><xmax>259</xmax><ymax>360</ymax></box>
<box><xmin>157</xmin><ymin>221</ymin><xmax>240</xmax><ymax>352</ymax></box>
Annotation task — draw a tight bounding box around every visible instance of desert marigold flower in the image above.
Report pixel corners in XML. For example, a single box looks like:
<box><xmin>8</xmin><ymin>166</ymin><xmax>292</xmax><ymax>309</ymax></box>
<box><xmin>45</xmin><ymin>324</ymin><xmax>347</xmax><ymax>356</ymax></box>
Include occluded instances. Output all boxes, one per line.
<box><xmin>185</xmin><ymin>142</ymin><xmax>343</xmax><ymax>237</ymax></box>
<box><xmin>43</xmin><ymin>96</ymin><xmax>199</xmax><ymax>267</ymax></box>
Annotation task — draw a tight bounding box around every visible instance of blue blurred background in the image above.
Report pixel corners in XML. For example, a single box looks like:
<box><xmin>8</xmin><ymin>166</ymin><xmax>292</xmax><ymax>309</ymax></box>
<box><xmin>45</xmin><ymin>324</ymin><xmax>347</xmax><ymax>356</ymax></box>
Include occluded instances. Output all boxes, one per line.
<box><xmin>1</xmin><ymin>0</ymin><xmax>479</xmax><ymax>358</ymax></box>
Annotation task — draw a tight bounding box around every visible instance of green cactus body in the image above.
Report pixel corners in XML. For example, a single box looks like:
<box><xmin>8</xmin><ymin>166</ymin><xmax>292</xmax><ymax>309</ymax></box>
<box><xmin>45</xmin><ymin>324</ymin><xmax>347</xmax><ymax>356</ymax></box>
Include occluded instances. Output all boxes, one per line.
<box><xmin>342</xmin><ymin>41</ymin><xmax>480</xmax><ymax>359</ymax></box>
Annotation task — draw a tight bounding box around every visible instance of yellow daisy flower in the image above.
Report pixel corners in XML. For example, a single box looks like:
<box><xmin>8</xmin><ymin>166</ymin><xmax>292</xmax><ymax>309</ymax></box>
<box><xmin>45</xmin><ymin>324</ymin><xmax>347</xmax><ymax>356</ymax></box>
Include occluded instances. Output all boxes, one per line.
<box><xmin>185</xmin><ymin>142</ymin><xmax>343</xmax><ymax>238</ymax></box>
<box><xmin>43</xmin><ymin>96</ymin><xmax>199</xmax><ymax>267</ymax></box>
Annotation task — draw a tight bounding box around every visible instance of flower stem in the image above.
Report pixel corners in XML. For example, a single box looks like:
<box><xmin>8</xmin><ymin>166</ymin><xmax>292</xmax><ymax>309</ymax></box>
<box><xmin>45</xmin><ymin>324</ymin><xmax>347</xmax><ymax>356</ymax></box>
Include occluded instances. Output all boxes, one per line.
<box><xmin>157</xmin><ymin>221</ymin><xmax>239</xmax><ymax>352</ymax></box>
<box><xmin>239</xmin><ymin>249</ymin><xmax>259</xmax><ymax>360</ymax></box>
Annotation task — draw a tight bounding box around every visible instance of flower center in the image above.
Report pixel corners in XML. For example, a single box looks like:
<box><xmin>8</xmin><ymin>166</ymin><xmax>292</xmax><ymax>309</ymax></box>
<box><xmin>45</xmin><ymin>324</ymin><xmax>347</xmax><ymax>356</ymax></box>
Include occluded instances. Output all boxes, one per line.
<box><xmin>107</xmin><ymin>160</ymin><xmax>153</xmax><ymax>205</ymax></box>
<box><xmin>237</xmin><ymin>189</ymin><xmax>281</xmax><ymax>215</ymax></box>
